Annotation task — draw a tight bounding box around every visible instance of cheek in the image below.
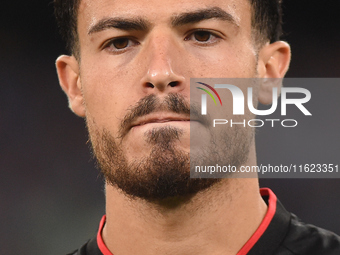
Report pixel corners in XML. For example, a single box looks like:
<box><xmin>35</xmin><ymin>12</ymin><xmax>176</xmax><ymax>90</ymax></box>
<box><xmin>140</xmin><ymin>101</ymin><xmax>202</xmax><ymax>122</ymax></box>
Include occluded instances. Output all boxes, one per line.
<box><xmin>80</xmin><ymin>65</ymin><xmax>134</xmax><ymax>133</ymax></box>
<box><xmin>188</xmin><ymin>46</ymin><xmax>257</xmax><ymax>78</ymax></box>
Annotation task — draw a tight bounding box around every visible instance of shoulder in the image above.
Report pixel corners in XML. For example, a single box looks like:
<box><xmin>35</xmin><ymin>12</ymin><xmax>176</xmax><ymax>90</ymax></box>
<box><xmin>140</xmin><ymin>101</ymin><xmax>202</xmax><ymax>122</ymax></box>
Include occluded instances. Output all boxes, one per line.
<box><xmin>278</xmin><ymin>213</ymin><xmax>340</xmax><ymax>255</ymax></box>
<box><xmin>66</xmin><ymin>237</ymin><xmax>102</xmax><ymax>255</ymax></box>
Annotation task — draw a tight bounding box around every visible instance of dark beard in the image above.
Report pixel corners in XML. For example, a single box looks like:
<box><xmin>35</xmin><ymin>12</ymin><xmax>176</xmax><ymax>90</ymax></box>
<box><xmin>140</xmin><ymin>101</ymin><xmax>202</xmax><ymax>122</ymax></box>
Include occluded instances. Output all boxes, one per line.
<box><xmin>86</xmin><ymin>93</ymin><xmax>252</xmax><ymax>202</ymax></box>
<box><xmin>90</xmin><ymin>126</ymin><xmax>218</xmax><ymax>202</ymax></box>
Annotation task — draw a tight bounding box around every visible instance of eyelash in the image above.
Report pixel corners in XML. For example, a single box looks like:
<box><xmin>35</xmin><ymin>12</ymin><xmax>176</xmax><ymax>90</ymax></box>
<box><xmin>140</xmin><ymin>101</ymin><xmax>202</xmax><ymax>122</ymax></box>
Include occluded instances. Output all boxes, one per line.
<box><xmin>185</xmin><ymin>29</ymin><xmax>222</xmax><ymax>45</ymax></box>
<box><xmin>102</xmin><ymin>29</ymin><xmax>221</xmax><ymax>53</ymax></box>
<box><xmin>102</xmin><ymin>37</ymin><xmax>139</xmax><ymax>54</ymax></box>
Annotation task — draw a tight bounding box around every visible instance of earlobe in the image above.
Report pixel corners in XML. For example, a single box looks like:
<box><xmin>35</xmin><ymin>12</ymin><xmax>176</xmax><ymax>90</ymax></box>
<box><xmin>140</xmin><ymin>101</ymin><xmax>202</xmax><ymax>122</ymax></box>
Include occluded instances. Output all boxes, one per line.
<box><xmin>56</xmin><ymin>55</ymin><xmax>85</xmax><ymax>117</ymax></box>
<box><xmin>257</xmin><ymin>41</ymin><xmax>291</xmax><ymax>105</ymax></box>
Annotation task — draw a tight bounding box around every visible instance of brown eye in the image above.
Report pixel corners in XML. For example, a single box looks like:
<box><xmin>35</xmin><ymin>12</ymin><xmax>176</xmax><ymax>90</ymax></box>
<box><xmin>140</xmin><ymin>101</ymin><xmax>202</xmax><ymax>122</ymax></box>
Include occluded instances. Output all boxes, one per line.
<box><xmin>112</xmin><ymin>38</ymin><xmax>129</xmax><ymax>49</ymax></box>
<box><xmin>193</xmin><ymin>31</ymin><xmax>211</xmax><ymax>42</ymax></box>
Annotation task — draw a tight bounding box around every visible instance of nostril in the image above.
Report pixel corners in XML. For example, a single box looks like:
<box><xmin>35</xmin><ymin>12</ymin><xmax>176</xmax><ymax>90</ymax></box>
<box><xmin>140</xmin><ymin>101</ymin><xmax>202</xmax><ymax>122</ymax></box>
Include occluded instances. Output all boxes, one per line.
<box><xmin>146</xmin><ymin>82</ymin><xmax>155</xmax><ymax>88</ymax></box>
<box><xmin>169</xmin><ymin>81</ymin><xmax>178</xmax><ymax>87</ymax></box>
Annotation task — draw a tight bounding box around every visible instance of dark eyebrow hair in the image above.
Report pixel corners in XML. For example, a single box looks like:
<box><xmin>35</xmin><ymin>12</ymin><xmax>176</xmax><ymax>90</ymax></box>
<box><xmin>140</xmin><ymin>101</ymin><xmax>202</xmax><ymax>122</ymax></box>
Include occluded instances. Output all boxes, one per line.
<box><xmin>88</xmin><ymin>17</ymin><xmax>150</xmax><ymax>35</ymax></box>
<box><xmin>88</xmin><ymin>7</ymin><xmax>237</xmax><ymax>35</ymax></box>
<box><xmin>171</xmin><ymin>7</ymin><xmax>239</xmax><ymax>27</ymax></box>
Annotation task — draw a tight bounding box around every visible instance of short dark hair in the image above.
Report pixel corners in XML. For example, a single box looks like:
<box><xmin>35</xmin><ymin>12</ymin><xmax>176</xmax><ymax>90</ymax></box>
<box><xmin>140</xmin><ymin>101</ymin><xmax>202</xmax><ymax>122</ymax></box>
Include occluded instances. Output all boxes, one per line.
<box><xmin>54</xmin><ymin>0</ymin><xmax>81</xmax><ymax>57</ymax></box>
<box><xmin>54</xmin><ymin>0</ymin><xmax>283</xmax><ymax>57</ymax></box>
<box><xmin>249</xmin><ymin>0</ymin><xmax>283</xmax><ymax>46</ymax></box>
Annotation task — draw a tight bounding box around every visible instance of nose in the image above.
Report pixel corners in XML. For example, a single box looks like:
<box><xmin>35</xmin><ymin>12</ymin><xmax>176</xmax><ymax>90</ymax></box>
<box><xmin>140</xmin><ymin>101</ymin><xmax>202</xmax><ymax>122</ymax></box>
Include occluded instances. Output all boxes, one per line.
<box><xmin>140</xmin><ymin>33</ymin><xmax>186</xmax><ymax>94</ymax></box>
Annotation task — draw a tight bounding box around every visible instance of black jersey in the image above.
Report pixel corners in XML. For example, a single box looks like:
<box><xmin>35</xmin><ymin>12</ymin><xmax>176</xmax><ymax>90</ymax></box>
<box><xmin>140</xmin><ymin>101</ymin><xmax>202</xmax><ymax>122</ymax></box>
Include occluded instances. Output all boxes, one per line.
<box><xmin>68</xmin><ymin>188</ymin><xmax>340</xmax><ymax>255</ymax></box>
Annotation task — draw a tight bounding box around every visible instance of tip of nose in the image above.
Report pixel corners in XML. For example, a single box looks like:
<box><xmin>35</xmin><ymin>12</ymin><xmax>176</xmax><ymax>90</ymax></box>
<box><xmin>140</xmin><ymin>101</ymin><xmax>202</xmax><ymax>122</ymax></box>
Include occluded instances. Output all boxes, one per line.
<box><xmin>150</xmin><ymin>70</ymin><xmax>170</xmax><ymax>78</ymax></box>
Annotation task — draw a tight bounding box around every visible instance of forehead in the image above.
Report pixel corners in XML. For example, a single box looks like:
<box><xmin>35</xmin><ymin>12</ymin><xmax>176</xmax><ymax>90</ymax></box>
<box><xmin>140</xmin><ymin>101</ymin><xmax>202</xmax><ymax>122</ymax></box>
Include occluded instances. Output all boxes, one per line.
<box><xmin>78</xmin><ymin>0</ymin><xmax>252</xmax><ymax>32</ymax></box>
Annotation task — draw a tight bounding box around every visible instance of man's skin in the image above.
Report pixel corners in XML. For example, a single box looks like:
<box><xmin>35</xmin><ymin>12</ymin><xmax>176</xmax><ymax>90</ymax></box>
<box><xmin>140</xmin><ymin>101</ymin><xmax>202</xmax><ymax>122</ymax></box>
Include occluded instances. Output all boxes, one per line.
<box><xmin>56</xmin><ymin>0</ymin><xmax>291</xmax><ymax>254</ymax></box>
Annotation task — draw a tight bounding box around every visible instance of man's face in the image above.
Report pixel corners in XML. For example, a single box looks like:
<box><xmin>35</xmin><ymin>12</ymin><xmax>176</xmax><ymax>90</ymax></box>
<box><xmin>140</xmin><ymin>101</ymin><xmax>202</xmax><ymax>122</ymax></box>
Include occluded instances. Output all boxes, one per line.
<box><xmin>75</xmin><ymin>0</ymin><xmax>259</xmax><ymax>200</ymax></box>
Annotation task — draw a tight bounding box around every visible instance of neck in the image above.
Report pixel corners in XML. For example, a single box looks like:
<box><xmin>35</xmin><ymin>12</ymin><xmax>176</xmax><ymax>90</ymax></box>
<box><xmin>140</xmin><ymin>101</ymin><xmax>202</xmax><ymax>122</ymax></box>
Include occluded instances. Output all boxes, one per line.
<box><xmin>103</xmin><ymin>177</ymin><xmax>267</xmax><ymax>255</ymax></box>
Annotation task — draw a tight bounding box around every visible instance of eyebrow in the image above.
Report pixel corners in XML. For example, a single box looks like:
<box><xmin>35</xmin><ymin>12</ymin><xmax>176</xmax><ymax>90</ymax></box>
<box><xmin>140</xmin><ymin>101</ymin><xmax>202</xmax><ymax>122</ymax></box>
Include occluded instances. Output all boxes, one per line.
<box><xmin>88</xmin><ymin>7</ymin><xmax>239</xmax><ymax>35</ymax></box>
<box><xmin>171</xmin><ymin>7</ymin><xmax>239</xmax><ymax>28</ymax></box>
<box><xmin>88</xmin><ymin>17</ymin><xmax>150</xmax><ymax>34</ymax></box>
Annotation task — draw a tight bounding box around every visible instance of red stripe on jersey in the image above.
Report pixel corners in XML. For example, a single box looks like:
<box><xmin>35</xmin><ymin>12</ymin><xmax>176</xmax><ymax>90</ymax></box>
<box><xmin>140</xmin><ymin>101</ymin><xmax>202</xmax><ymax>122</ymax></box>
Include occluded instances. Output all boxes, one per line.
<box><xmin>97</xmin><ymin>215</ymin><xmax>113</xmax><ymax>255</ymax></box>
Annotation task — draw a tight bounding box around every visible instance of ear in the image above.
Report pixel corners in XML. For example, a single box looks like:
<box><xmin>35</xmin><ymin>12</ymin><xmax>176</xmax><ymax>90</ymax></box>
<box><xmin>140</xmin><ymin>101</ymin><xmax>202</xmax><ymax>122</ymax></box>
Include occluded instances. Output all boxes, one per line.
<box><xmin>56</xmin><ymin>55</ymin><xmax>85</xmax><ymax>117</ymax></box>
<box><xmin>257</xmin><ymin>41</ymin><xmax>291</xmax><ymax>105</ymax></box>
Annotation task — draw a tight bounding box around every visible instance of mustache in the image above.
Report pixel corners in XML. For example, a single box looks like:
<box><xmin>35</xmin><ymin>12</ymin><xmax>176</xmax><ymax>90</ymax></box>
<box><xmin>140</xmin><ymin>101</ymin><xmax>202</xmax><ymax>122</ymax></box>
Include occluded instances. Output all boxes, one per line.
<box><xmin>118</xmin><ymin>93</ymin><xmax>208</xmax><ymax>138</ymax></box>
